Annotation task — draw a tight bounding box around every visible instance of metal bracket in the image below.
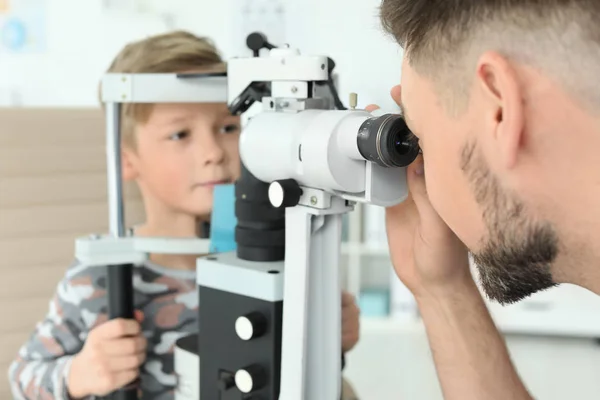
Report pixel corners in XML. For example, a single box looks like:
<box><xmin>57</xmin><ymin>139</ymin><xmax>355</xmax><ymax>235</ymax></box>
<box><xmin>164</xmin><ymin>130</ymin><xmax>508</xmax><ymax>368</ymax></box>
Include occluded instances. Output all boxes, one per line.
<box><xmin>75</xmin><ymin>235</ymin><xmax>211</xmax><ymax>267</ymax></box>
<box><xmin>101</xmin><ymin>73</ymin><xmax>228</xmax><ymax>103</ymax></box>
<box><xmin>298</xmin><ymin>187</ymin><xmax>354</xmax><ymax>215</ymax></box>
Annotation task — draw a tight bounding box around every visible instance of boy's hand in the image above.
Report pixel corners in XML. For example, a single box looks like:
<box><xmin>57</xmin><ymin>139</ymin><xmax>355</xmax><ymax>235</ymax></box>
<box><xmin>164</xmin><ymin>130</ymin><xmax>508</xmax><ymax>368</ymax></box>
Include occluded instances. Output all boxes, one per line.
<box><xmin>341</xmin><ymin>291</ymin><xmax>360</xmax><ymax>352</ymax></box>
<box><xmin>68</xmin><ymin>311</ymin><xmax>146</xmax><ymax>399</ymax></box>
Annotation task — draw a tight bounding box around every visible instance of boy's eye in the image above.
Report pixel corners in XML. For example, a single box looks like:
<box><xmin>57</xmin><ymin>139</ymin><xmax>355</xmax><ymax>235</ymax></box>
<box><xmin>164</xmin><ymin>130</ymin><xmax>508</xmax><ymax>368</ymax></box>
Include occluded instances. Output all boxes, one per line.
<box><xmin>169</xmin><ymin>130</ymin><xmax>189</xmax><ymax>141</ymax></box>
<box><xmin>220</xmin><ymin>124</ymin><xmax>240</xmax><ymax>134</ymax></box>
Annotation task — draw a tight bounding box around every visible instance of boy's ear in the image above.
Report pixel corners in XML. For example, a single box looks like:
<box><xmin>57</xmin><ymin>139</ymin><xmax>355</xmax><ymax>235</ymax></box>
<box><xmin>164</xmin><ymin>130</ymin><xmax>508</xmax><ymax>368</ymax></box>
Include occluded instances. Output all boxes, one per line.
<box><xmin>121</xmin><ymin>148</ymin><xmax>139</xmax><ymax>181</ymax></box>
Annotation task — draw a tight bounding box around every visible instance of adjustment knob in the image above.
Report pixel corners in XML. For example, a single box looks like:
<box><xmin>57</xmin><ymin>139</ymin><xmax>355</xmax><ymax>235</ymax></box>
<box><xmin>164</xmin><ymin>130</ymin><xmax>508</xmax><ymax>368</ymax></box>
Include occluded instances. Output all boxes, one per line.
<box><xmin>246</xmin><ymin>32</ymin><xmax>274</xmax><ymax>56</ymax></box>
<box><xmin>235</xmin><ymin>312</ymin><xmax>267</xmax><ymax>341</ymax></box>
<box><xmin>235</xmin><ymin>364</ymin><xmax>267</xmax><ymax>394</ymax></box>
<box><xmin>268</xmin><ymin>179</ymin><xmax>302</xmax><ymax>208</ymax></box>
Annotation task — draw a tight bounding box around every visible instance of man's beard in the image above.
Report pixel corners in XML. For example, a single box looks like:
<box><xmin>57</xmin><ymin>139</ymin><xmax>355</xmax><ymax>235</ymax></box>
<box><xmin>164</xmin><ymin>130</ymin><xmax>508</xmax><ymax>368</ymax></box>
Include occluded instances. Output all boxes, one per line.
<box><xmin>461</xmin><ymin>141</ymin><xmax>559</xmax><ymax>305</ymax></box>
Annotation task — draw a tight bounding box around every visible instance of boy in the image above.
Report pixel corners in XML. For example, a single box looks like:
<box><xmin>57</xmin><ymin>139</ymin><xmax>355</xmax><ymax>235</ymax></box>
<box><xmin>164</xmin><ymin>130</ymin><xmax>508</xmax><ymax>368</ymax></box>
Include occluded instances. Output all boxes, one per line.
<box><xmin>8</xmin><ymin>31</ymin><xmax>360</xmax><ymax>399</ymax></box>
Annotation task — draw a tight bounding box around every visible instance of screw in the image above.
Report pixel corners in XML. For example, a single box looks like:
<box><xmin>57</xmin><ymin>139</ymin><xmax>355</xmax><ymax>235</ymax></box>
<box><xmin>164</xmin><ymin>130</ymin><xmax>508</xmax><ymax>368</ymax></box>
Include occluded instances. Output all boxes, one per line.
<box><xmin>310</xmin><ymin>196</ymin><xmax>318</xmax><ymax>205</ymax></box>
<box><xmin>122</xmin><ymin>94</ymin><xmax>127</xmax><ymax>100</ymax></box>
<box><xmin>291</xmin><ymin>86</ymin><xmax>298</xmax><ymax>93</ymax></box>
<box><xmin>122</xmin><ymin>76</ymin><xmax>127</xmax><ymax>82</ymax></box>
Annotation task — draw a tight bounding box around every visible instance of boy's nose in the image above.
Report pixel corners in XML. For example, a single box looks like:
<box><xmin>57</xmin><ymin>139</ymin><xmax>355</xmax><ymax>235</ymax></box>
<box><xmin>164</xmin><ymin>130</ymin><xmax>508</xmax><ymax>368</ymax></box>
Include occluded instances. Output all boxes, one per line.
<box><xmin>198</xmin><ymin>135</ymin><xmax>225</xmax><ymax>165</ymax></box>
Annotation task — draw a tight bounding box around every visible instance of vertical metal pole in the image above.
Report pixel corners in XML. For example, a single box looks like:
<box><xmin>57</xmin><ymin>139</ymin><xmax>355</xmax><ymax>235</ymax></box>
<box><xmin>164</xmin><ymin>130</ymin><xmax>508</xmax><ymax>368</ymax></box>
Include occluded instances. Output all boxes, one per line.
<box><xmin>279</xmin><ymin>206</ymin><xmax>344</xmax><ymax>400</ymax></box>
<box><xmin>347</xmin><ymin>203</ymin><xmax>363</xmax><ymax>297</ymax></box>
<box><xmin>105</xmin><ymin>102</ymin><xmax>137</xmax><ymax>400</ymax></box>
<box><xmin>279</xmin><ymin>207</ymin><xmax>312</xmax><ymax>400</ymax></box>
<box><xmin>306</xmin><ymin>213</ymin><xmax>343</xmax><ymax>400</ymax></box>
<box><xmin>106</xmin><ymin>102</ymin><xmax>125</xmax><ymax>238</ymax></box>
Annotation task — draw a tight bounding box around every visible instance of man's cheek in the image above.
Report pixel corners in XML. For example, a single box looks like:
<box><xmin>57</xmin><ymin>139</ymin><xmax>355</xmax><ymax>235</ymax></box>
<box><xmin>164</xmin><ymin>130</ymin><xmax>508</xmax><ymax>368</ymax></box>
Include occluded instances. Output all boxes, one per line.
<box><xmin>423</xmin><ymin>163</ymin><xmax>443</xmax><ymax>211</ymax></box>
<box><xmin>424</xmin><ymin>163</ymin><xmax>455</xmax><ymax>224</ymax></box>
<box><xmin>426</xmin><ymin>186</ymin><xmax>441</xmax><ymax>215</ymax></box>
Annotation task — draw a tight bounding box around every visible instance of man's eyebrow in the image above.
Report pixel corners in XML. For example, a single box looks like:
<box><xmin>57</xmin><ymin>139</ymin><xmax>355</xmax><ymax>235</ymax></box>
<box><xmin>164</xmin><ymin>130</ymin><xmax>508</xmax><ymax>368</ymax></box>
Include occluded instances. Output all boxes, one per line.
<box><xmin>399</xmin><ymin>99</ymin><xmax>416</xmax><ymax>130</ymax></box>
<box><xmin>398</xmin><ymin>100</ymin><xmax>408</xmax><ymax>122</ymax></box>
<box><xmin>398</xmin><ymin>99</ymin><xmax>419</xmax><ymax>144</ymax></box>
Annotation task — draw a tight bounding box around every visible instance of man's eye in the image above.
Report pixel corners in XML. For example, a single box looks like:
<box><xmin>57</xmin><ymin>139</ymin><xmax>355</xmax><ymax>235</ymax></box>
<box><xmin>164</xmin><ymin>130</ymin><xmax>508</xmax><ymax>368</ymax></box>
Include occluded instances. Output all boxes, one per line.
<box><xmin>220</xmin><ymin>124</ymin><xmax>240</xmax><ymax>134</ymax></box>
<box><xmin>169</xmin><ymin>130</ymin><xmax>189</xmax><ymax>141</ymax></box>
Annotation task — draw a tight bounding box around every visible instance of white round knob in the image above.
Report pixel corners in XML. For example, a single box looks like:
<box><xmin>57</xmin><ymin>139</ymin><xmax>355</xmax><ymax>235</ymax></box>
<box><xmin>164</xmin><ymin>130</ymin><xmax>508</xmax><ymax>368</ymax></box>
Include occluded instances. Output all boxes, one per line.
<box><xmin>235</xmin><ymin>316</ymin><xmax>254</xmax><ymax>341</ymax></box>
<box><xmin>235</xmin><ymin>369</ymin><xmax>254</xmax><ymax>393</ymax></box>
<box><xmin>268</xmin><ymin>179</ymin><xmax>302</xmax><ymax>208</ymax></box>
<box><xmin>268</xmin><ymin>181</ymin><xmax>285</xmax><ymax>208</ymax></box>
<box><xmin>235</xmin><ymin>364</ymin><xmax>266</xmax><ymax>393</ymax></box>
<box><xmin>235</xmin><ymin>312</ymin><xmax>267</xmax><ymax>341</ymax></box>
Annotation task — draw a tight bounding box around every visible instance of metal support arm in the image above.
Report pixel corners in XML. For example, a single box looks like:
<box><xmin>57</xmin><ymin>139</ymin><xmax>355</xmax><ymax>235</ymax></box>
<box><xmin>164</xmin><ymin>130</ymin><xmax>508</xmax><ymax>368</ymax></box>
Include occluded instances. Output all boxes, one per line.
<box><xmin>279</xmin><ymin>194</ymin><xmax>352</xmax><ymax>400</ymax></box>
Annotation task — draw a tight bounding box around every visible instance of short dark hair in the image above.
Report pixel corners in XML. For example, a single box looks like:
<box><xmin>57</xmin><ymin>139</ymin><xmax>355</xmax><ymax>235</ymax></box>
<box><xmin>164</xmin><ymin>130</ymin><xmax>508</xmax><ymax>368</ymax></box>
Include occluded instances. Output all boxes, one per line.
<box><xmin>379</xmin><ymin>0</ymin><xmax>600</xmax><ymax>108</ymax></box>
<box><xmin>381</xmin><ymin>0</ymin><xmax>599</xmax><ymax>62</ymax></box>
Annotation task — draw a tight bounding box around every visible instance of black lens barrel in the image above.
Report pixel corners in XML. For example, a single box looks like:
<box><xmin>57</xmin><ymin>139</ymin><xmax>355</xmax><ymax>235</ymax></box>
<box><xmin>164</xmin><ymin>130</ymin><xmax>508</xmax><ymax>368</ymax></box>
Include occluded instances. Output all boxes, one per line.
<box><xmin>235</xmin><ymin>163</ymin><xmax>286</xmax><ymax>262</ymax></box>
<box><xmin>357</xmin><ymin>114</ymin><xmax>420</xmax><ymax>168</ymax></box>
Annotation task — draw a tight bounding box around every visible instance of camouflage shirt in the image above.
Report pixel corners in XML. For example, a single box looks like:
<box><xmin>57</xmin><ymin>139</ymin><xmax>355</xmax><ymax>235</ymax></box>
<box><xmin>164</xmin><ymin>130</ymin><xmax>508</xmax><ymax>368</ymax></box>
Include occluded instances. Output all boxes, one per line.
<box><xmin>8</xmin><ymin>260</ymin><xmax>198</xmax><ymax>400</ymax></box>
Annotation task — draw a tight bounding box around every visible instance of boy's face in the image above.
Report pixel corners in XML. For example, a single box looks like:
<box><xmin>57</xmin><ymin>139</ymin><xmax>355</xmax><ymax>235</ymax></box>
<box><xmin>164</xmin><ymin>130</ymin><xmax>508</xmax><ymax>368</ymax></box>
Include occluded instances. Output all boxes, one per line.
<box><xmin>123</xmin><ymin>102</ymin><xmax>241</xmax><ymax>220</ymax></box>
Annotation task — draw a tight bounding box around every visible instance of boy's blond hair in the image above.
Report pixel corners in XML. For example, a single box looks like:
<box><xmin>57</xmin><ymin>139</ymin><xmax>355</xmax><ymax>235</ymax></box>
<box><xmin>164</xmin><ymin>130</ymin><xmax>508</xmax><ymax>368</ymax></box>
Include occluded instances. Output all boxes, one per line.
<box><xmin>101</xmin><ymin>30</ymin><xmax>226</xmax><ymax>148</ymax></box>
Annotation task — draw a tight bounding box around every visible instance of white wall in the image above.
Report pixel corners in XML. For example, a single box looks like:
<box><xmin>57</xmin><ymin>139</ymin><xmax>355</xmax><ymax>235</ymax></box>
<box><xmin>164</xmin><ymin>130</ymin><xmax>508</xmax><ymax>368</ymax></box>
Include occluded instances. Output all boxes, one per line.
<box><xmin>346</xmin><ymin>320</ymin><xmax>600</xmax><ymax>399</ymax></box>
<box><xmin>0</xmin><ymin>0</ymin><xmax>235</xmax><ymax>107</ymax></box>
<box><xmin>285</xmin><ymin>0</ymin><xmax>403</xmax><ymax>110</ymax></box>
<box><xmin>0</xmin><ymin>0</ymin><xmax>404</xmax><ymax>108</ymax></box>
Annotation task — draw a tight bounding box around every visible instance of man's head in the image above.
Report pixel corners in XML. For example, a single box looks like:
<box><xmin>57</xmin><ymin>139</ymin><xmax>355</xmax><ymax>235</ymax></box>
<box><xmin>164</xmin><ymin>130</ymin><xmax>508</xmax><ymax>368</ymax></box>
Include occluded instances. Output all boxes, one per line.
<box><xmin>380</xmin><ymin>0</ymin><xmax>600</xmax><ymax>303</ymax></box>
<box><xmin>103</xmin><ymin>31</ymin><xmax>241</xmax><ymax>224</ymax></box>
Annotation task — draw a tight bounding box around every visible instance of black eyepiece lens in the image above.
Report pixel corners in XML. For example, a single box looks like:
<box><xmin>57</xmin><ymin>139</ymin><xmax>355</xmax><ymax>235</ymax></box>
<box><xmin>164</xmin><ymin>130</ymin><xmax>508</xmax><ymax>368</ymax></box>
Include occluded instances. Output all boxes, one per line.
<box><xmin>357</xmin><ymin>114</ymin><xmax>420</xmax><ymax>168</ymax></box>
<box><xmin>393</xmin><ymin>134</ymin><xmax>411</xmax><ymax>156</ymax></box>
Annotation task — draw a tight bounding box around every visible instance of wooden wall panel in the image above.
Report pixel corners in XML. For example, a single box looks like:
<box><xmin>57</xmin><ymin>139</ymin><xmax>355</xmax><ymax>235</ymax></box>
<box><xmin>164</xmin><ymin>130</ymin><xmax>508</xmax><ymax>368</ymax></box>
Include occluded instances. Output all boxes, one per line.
<box><xmin>0</xmin><ymin>263</ymin><xmax>66</xmax><ymax>300</ymax></box>
<box><xmin>0</xmin><ymin>234</ymin><xmax>94</xmax><ymax>268</ymax></box>
<box><xmin>0</xmin><ymin>200</ymin><xmax>146</xmax><ymax>238</ymax></box>
<box><xmin>0</xmin><ymin>108</ymin><xmax>146</xmax><ymax>396</ymax></box>
<box><xmin>0</xmin><ymin>296</ymin><xmax>57</xmax><ymax>336</ymax></box>
<box><xmin>0</xmin><ymin>147</ymin><xmax>105</xmax><ymax>176</ymax></box>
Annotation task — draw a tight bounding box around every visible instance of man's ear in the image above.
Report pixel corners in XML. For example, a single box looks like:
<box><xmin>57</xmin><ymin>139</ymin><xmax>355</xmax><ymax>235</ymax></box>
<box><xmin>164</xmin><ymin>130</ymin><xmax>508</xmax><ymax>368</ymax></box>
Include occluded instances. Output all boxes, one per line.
<box><xmin>121</xmin><ymin>148</ymin><xmax>139</xmax><ymax>181</ymax></box>
<box><xmin>475</xmin><ymin>51</ymin><xmax>524</xmax><ymax>170</ymax></box>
